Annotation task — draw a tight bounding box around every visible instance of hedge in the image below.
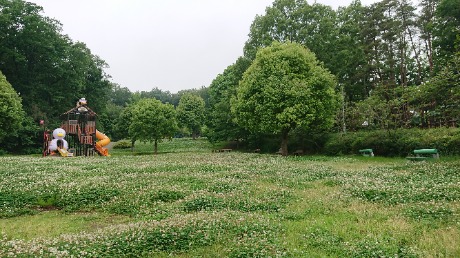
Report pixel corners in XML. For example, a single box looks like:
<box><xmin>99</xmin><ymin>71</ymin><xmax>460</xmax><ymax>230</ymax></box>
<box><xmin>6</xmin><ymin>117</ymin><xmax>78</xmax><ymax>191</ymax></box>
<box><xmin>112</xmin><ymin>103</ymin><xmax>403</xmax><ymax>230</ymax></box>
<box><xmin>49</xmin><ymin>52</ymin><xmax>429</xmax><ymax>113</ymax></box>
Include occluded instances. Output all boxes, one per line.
<box><xmin>322</xmin><ymin>128</ymin><xmax>460</xmax><ymax>157</ymax></box>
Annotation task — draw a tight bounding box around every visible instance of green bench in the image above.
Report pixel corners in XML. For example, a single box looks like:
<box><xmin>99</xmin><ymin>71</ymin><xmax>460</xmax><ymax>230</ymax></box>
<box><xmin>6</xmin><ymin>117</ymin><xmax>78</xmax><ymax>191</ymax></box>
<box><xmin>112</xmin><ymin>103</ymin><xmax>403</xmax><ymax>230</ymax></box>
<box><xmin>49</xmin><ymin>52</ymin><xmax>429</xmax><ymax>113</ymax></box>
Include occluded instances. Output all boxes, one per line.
<box><xmin>406</xmin><ymin>148</ymin><xmax>439</xmax><ymax>161</ymax></box>
<box><xmin>359</xmin><ymin>149</ymin><xmax>374</xmax><ymax>157</ymax></box>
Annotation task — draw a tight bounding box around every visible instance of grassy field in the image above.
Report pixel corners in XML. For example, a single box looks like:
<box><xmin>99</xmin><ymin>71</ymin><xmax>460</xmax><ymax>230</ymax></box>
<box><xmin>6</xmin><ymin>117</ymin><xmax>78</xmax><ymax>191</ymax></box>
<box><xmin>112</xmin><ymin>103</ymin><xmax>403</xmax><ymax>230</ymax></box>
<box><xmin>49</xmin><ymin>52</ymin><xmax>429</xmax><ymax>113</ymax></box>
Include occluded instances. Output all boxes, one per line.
<box><xmin>1</xmin><ymin>138</ymin><xmax>459</xmax><ymax>257</ymax></box>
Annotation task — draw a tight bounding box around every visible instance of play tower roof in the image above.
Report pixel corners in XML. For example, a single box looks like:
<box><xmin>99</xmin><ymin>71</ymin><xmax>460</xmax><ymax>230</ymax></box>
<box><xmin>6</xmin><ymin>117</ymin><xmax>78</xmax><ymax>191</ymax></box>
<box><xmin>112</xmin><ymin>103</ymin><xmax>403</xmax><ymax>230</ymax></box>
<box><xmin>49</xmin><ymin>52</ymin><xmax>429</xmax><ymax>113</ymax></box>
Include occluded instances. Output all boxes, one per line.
<box><xmin>60</xmin><ymin>105</ymin><xmax>97</xmax><ymax>120</ymax></box>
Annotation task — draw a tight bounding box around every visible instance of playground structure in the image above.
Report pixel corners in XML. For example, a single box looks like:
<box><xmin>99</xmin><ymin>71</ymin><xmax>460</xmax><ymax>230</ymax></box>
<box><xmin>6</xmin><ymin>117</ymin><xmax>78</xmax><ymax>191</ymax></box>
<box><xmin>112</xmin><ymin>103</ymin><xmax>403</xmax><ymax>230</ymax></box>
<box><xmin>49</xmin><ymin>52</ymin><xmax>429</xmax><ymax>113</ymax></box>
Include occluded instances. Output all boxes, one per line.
<box><xmin>42</xmin><ymin>98</ymin><xmax>110</xmax><ymax>157</ymax></box>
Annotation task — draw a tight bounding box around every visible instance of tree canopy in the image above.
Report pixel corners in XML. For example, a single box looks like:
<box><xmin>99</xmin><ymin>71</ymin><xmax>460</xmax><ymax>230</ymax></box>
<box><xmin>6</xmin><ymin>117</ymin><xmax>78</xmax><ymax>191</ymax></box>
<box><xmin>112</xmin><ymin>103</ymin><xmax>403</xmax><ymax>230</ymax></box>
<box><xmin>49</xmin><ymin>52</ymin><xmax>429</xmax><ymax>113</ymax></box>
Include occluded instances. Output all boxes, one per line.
<box><xmin>129</xmin><ymin>98</ymin><xmax>177</xmax><ymax>154</ymax></box>
<box><xmin>0</xmin><ymin>0</ymin><xmax>111</xmax><ymax>123</ymax></box>
<box><xmin>0</xmin><ymin>71</ymin><xmax>24</xmax><ymax>144</ymax></box>
<box><xmin>176</xmin><ymin>93</ymin><xmax>205</xmax><ymax>139</ymax></box>
<box><xmin>234</xmin><ymin>0</ymin><xmax>460</xmax><ymax>135</ymax></box>
<box><xmin>206</xmin><ymin>57</ymin><xmax>252</xmax><ymax>143</ymax></box>
<box><xmin>232</xmin><ymin>42</ymin><xmax>339</xmax><ymax>156</ymax></box>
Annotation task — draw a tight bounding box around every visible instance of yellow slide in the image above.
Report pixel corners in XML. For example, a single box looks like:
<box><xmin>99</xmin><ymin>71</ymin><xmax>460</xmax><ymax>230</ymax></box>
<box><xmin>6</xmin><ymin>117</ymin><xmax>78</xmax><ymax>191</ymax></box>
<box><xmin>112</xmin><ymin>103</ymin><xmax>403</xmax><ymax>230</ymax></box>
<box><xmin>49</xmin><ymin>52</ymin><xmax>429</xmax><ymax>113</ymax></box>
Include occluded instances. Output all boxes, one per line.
<box><xmin>95</xmin><ymin>130</ymin><xmax>110</xmax><ymax>156</ymax></box>
<box><xmin>57</xmin><ymin>147</ymin><xmax>73</xmax><ymax>157</ymax></box>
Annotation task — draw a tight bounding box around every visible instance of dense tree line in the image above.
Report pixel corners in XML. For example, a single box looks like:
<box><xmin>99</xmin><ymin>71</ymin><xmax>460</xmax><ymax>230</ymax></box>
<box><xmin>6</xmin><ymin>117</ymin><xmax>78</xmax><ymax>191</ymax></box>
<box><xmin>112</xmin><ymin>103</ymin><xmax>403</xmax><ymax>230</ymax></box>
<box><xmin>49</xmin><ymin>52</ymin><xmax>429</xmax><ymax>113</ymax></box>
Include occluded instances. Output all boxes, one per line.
<box><xmin>0</xmin><ymin>0</ymin><xmax>208</xmax><ymax>153</ymax></box>
<box><xmin>1</xmin><ymin>0</ymin><xmax>459</xmax><ymax>155</ymax></box>
<box><xmin>0</xmin><ymin>0</ymin><xmax>111</xmax><ymax>122</ymax></box>
<box><xmin>0</xmin><ymin>0</ymin><xmax>113</xmax><ymax>153</ymax></box>
<box><xmin>207</xmin><ymin>0</ymin><xmax>460</xmax><ymax>151</ymax></box>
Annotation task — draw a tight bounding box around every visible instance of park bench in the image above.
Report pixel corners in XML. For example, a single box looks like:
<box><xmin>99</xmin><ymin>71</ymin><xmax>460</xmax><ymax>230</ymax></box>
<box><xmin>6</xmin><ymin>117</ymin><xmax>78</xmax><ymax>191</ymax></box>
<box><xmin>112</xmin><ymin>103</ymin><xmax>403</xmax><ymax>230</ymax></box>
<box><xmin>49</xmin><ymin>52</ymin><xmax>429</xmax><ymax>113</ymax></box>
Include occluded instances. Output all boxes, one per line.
<box><xmin>218</xmin><ymin>148</ymin><xmax>232</xmax><ymax>152</ymax></box>
<box><xmin>406</xmin><ymin>148</ymin><xmax>439</xmax><ymax>161</ymax></box>
<box><xmin>212</xmin><ymin>148</ymin><xmax>232</xmax><ymax>153</ymax></box>
<box><xmin>359</xmin><ymin>149</ymin><xmax>374</xmax><ymax>157</ymax></box>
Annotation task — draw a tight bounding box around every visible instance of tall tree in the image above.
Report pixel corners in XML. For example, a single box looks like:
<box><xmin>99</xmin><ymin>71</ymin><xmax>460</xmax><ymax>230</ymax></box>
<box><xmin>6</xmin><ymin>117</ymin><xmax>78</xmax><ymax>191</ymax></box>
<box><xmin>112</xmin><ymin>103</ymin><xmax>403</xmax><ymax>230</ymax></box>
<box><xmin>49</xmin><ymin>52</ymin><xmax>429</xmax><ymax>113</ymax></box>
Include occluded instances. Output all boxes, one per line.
<box><xmin>418</xmin><ymin>0</ymin><xmax>440</xmax><ymax>73</ymax></box>
<box><xmin>176</xmin><ymin>93</ymin><xmax>205</xmax><ymax>139</ymax></box>
<box><xmin>113</xmin><ymin>103</ymin><xmax>136</xmax><ymax>148</ymax></box>
<box><xmin>129</xmin><ymin>98</ymin><xmax>177</xmax><ymax>154</ymax></box>
<box><xmin>434</xmin><ymin>0</ymin><xmax>460</xmax><ymax>65</ymax></box>
<box><xmin>0</xmin><ymin>71</ymin><xmax>24</xmax><ymax>144</ymax></box>
<box><xmin>411</xmin><ymin>52</ymin><xmax>460</xmax><ymax>126</ymax></box>
<box><xmin>98</xmin><ymin>101</ymin><xmax>124</xmax><ymax>140</ymax></box>
<box><xmin>360</xmin><ymin>0</ymin><xmax>407</xmax><ymax>90</ymax></box>
<box><xmin>244</xmin><ymin>0</ymin><xmax>339</xmax><ymax>74</ymax></box>
<box><xmin>232</xmin><ymin>42</ymin><xmax>339</xmax><ymax>156</ymax></box>
<box><xmin>398</xmin><ymin>0</ymin><xmax>424</xmax><ymax>85</ymax></box>
<box><xmin>0</xmin><ymin>0</ymin><xmax>111</xmax><ymax>123</ymax></box>
<box><xmin>335</xmin><ymin>1</ymin><xmax>369</xmax><ymax>101</ymax></box>
<box><xmin>207</xmin><ymin>57</ymin><xmax>251</xmax><ymax>142</ymax></box>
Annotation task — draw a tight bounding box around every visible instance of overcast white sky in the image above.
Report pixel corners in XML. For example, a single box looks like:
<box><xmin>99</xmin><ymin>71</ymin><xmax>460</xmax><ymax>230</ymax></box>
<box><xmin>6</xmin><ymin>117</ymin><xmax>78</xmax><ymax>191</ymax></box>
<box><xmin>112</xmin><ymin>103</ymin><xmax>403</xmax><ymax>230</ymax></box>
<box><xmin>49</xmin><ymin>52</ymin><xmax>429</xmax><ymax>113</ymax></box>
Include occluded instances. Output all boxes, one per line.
<box><xmin>28</xmin><ymin>0</ymin><xmax>381</xmax><ymax>93</ymax></box>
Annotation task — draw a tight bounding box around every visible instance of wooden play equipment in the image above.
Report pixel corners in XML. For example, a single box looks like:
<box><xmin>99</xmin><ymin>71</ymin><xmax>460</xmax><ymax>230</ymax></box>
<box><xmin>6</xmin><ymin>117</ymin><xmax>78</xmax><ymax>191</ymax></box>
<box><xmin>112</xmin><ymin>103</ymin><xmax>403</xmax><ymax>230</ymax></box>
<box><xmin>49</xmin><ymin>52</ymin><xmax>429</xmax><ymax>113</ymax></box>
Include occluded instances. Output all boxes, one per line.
<box><xmin>42</xmin><ymin>98</ymin><xmax>110</xmax><ymax>157</ymax></box>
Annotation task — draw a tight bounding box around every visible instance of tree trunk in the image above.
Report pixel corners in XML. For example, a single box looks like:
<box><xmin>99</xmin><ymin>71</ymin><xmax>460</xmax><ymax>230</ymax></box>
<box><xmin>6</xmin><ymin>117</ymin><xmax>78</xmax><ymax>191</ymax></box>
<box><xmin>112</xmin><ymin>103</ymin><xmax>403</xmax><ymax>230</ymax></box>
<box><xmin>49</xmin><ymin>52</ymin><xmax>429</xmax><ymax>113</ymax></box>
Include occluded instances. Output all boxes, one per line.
<box><xmin>341</xmin><ymin>86</ymin><xmax>347</xmax><ymax>134</ymax></box>
<box><xmin>154</xmin><ymin>139</ymin><xmax>158</xmax><ymax>154</ymax></box>
<box><xmin>427</xmin><ymin>37</ymin><xmax>434</xmax><ymax>74</ymax></box>
<box><xmin>280</xmin><ymin>130</ymin><xmax>289</xmax><ymax>156</ymax></box>
<box><xmin>407</xmin><ymin>24</ymin><xmax>423</xmax><ymax>84</ymax></box>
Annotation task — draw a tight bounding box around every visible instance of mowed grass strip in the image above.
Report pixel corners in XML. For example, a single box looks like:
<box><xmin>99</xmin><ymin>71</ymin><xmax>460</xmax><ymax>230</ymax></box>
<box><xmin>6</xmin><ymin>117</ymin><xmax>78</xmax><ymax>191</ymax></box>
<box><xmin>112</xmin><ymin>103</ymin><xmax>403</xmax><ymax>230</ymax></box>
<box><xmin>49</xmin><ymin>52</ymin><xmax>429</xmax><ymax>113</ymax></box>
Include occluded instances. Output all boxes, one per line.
<box><xmin>0</xmin><ymin>138</ymin><xmax>459</xmax><ymax>257</ymax></box>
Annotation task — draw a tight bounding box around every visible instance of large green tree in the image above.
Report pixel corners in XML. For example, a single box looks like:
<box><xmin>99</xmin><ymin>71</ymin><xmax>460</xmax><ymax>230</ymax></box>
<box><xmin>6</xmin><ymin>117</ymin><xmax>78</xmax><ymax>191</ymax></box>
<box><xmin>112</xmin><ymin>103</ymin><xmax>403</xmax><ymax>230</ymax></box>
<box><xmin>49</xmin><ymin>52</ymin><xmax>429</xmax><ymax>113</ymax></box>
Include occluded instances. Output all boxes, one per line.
<box><xmin>418</xmin><ymin>0</ymin><xmax>440</xmax><ymax>74</ymax></box>
<box><xmin>335</xmin><ymin>1</ymin><xmax>369</xmax><ymax>101</ymax></box>
<box><xmin>113</xmin><ymin>103</ymin><xmax>136</xmax><ymax>149</ymax></box>
<box><xmin>410</xmin><ymin>52</ymin><xmax>460</xmax><ymax>126</ymax></box>
<box><xmin>244</xmin><ymin>0</ymin><xmax>339</xmax><ymax>74</ymax></box>
<box><xmin>0</xmin><ymin>0</ymin><xmax>111</xmax><ymax>123</ymax></box>
<box><xmin>232</xmin><ymin>42</ymin><xmax>339</xmax><ymax>156</ymax></box>
<box><xmin>207</xmin><ymin>57</ymin><xmax>252</xmax><ymax>142</ymax></box>
<box><xmin>176</xmin><ymin>93</ymin><xmax>205</xmax><ymax>139</ymax></box>
<box><xmin>434</xmin><ymin>0</ymin><xmax>460</xmax><ymax>65</ymax></box>
<box><xmin>129</xmin><ymin>98</ymin><xmax>177</xmax><ymax>154</ymax></box>
<box><xmin>0</xmin><ymin>71</ymin><xmax>24</xmax><ymax>144</ymax></box>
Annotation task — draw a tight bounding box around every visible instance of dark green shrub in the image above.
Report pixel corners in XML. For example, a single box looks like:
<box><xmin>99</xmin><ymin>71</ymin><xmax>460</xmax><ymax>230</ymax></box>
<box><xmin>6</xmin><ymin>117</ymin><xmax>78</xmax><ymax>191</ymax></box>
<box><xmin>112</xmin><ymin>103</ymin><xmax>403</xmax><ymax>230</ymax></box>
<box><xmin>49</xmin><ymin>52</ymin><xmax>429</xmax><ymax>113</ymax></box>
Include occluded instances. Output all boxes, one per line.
<box><xmin>1</xmin><ymin>117</ymin><xmax>41</xmax><ymax>154</ymax></box>
<box><xmin>323</xmin><ymin>133</ymin><xmax>355</xmax><ymax>155</ymax></box>
<box><xmin>289</xmin><ymin>128</ymin><xmax>330</xmax><ymax>154</ymax></box>
<box><xmin>244</xmin><ymin>133</ymin><xmax>280</xmax><ymax>153</ymax></box>
<box><xmin>446</xmin><ymin>135</ymin><xmax>460</xmax><ymax>155</ymax></box>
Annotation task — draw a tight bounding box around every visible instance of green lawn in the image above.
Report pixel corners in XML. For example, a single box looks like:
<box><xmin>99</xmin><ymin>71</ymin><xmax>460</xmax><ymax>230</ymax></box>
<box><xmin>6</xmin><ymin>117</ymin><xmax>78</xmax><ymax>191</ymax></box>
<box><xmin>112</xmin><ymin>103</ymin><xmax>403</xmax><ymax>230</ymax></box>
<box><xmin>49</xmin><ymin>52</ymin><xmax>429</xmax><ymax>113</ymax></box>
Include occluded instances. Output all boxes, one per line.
<box><xmin>1</xmin><ymin>138</ymin><xmax>459</xmax><ymax>257</ymax></box>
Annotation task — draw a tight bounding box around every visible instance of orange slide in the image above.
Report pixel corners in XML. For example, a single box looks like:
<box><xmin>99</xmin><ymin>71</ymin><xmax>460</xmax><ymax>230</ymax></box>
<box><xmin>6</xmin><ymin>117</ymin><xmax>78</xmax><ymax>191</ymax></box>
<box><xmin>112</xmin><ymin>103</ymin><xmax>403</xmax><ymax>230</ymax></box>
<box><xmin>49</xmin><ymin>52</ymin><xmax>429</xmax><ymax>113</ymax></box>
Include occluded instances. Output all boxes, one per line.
<box><xmin>95</xmin><ymin>130</ymin><xmax>110</xmax><ymax>156</ymax></box>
